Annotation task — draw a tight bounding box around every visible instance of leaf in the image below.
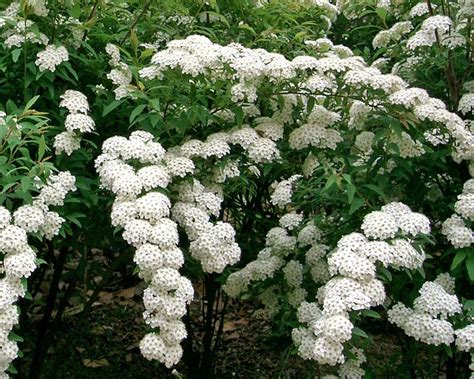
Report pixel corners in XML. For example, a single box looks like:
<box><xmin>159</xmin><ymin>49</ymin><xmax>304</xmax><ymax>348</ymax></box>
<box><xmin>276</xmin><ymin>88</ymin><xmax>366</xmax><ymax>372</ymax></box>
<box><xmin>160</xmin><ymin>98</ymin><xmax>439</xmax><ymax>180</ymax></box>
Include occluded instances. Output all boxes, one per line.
<box><xmin>8</xmin><ymin>331</ymin><xmax>24</xmax><ymax>342</ymax></box>
<box><xmin>35</xmin><ymin>258</ymin><xmax>47</xmax><ymax>266</ymax></box>
<box><xmin>451</xmin><ymin>250</ymin><xmax>467</xmax><ymax>271</ymax></box>
<box><xmin>82</xmin><ymin>358</ymin><xmax>110</xmax><ymax>368</ymax></box>
<box><xmin>376</xmin><ymin>8</ymin><xmax>387</xmax><ymax>22</ymax></box>
<box><xmin>233</xmin><ymin>106</ymin><xmax>244</xmax><ymax>126</ymax></box>
<box><xmin>361</xmin><ymin>309</ymin><xmax>381</xmax><ymax>319</ymax></box>
<box><xmin>349</xmin><ymin>197</ymin><xmax>364</xmax><ymax>214</ymax></box>
<box><xmin>129</xmin><ymin>104</ymin><xmax>147</xmax><ymax>123</ymax></box>
<box><xmin>347</xmin><ymin>182</ymin><xmax>356</xmax><ymax>204</ymax></box>
<box><xmin>12</xmin><ymin>49</ymin><xmax>21</xmax><ymax>63</ymax></box>
<box><xmin>38</xmin><ymin>135</ymin><xmax>46</xmax><ymax>161</ymax></box>
<box><xmin>21</xmin><ymin>176</ymin><xmax>31</xmax><ymax>194</ymax></box>
<box><xmin>6</xmin><ymin>364</ymin><xmax>17</xmax><ymax>374</ymax></box>
<box><xmin>466</xmin><ymin>254</ymin><xmax>474</xmax><ymax>281</ymax></box>
<box><xmin>102</xmin><ymin>100</ymin><xmax>125</xmax><ymax>117</ymax></box>
<box><xmin>24</xmin><ymin>95</ymin><xmax>40</xmax><ymax>112</ymax></box>
<box><xmin>130</xmin><ymin>29</ymin><xmax>139</xmax><ymax>52</ymax></box>
<box><xmin>238</xmin><ymin>24</ymin><xmax>256</xmax><ymax>36</ymax></box>
<box><xmin>352</xmin><ymin>327</ymin><xmax>369</xmax><ymax>338</ymax></box>
<box><xmin>363</xmin><ymin>184</ymin><xmax>388</xmax><ymax>201</ymax></box>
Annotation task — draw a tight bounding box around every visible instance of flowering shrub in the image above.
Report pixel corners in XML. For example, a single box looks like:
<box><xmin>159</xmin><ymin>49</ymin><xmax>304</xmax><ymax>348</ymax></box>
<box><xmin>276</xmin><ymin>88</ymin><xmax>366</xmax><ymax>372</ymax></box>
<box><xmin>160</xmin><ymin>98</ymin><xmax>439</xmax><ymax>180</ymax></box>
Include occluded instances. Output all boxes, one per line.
<box><xmin>0</xmin><ymin>0</ymin><xmax>472</xmax><ymax>378</ymax></box>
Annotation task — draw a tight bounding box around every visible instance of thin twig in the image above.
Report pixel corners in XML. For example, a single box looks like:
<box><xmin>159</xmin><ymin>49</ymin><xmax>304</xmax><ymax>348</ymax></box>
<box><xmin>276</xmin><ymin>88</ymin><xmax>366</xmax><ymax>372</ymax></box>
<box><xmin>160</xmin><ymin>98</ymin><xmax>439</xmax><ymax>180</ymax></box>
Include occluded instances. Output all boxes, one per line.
<box><xmin>119</xmin><ymin>0</ymin><xmax>153</xmax><ymax>46</ymax></box>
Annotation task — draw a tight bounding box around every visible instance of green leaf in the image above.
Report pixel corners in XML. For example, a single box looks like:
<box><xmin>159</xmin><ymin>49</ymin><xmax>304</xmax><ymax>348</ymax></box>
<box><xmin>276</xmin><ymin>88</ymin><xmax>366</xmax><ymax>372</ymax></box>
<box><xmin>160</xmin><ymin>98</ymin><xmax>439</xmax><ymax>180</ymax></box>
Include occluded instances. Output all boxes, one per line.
<box><xmin>12</xmin><ymin>49</ymin><xmax>21</xmax><ymax>63</ymax></box>
<box><xmin>21</xmin><ymin>176</ymin><xmax>31</xmax><ymax>194</ymax></box>
<box><xmin>352</xmin><ymin>327</ymin><xmax>369</xmax><ymax>338</ymax></box>
<box><xmin>362</xmin><ymin>184</ymin><xmax>388</xmax><ymax>202</ymax></box>
<box><xmin>349</xmin><ymin>197</ymin><xmax>364</xmax><ymax>214</ymax></box>
<box><xmin>466</xmin><ymin>254</ymin><xmax>474</xmax><ymax>281</ymax></box>
<box><xmin>35</xmin><ymin>258</ymin><xmax>47</xmax><ymax>266</ymax></box>
<box><xmin>24</xmin><ymin>95</ymin><xmax>40</xmax><ymax>112</ymax></box>
<box><xmin>102</xmin><ymin>100</ymin><xmax>125</xmax><ymax>117</ymax></box>
<box><xmin>8</xmin><ymin>331</ymin><xmax>24</xmax><ymax>342</ymax></box>
<box><xmin>362</xmin><ymin>309</ymin><xmax>381</xmax><ymax>319</ymax></box>
<box><xmin>451</xmin><ymin>250</ymin><xmax>467</xmax><ymax>271</ymax></box>
<box><xmin>38</xmin><ymin>135</ymin><xmax>46</xmax><ymax>161</ymax></box>
<box><xmin>375</xmin><ymin>8</ymin><xmax>387</xmax><ymax>22</ymax></box>
<box><xmin>234</xmin><ymin>106</ymin><xmax>244</xmax><ymax>126</ymax></box>
<box><xmin>7</xmin><ymin>364</ymin><xmax>18</xmax><ymax>374</ymax></box>
<box><xmin>347</xmin><ymin>182</ymin><xmax>356</xmax><ymax>204</ymax></box>
<box><xmin>129</xmin><ymin>104</ymin><xmax>147</xmax><ymax>123</ymax></box>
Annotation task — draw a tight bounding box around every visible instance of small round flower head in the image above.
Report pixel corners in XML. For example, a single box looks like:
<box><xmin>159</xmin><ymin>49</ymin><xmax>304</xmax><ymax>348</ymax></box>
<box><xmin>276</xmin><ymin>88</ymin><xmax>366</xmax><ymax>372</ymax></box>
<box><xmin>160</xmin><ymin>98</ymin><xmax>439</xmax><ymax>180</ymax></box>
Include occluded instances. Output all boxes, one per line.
<box><xmin>110</xmin><ymin>200</ymin><xmax>137</xmax><ymax>228</ymax></box>
<box><xmin>454</xmin><ymin>194</ymin><xmax>474</xmax><ymax>221</ymax></box>
<box><xmin>148</xmin><ymin>219</ymin><xmax>179</xmax><ymax>248</ymax></box>
<box><xmin>0</xmin><ymin>206</ymin><xmax>11</xmax><ymax>229</ymax></box>
<box><xmin>135</xmin><ymin>192</ymin><xmax>171</xmax><ymax>223</ymax></box>
<box><xmin>398</xmin><ymin>212</ymin><xmax>431</xmax><ymax>236</ymax></box>
<box><xmin>165</xmin><ymin>157</ymin><xmax>195</xmax><ymax>177</ymax></box>
<box><xmin>297</xmin><ymin>223</ymin><xmax>321</xmax><ymax>247</ymax></box>
<box><xmin>64</xmin><ymin>113</ymin><xmax>95</xmax><ymax>133</ymax></box>
<box><xmin>442</xmin><ymin>215</ymin><xmax>473</xmax><ymax>249</ymax></box>
<box><xmin>270</xmin><ymin>175</ymin><xmax>301</xmax><ymax>207</ymax></box>
<box><xmin>122</xmin><ymin>219</ymin><xmax>152</xmax><ymax>246</ymax></box>
<box><xmin>390</xmin><ymin>238</ymin><xmax>425</xmax><ymax>269</ymax></box>
<box><xmin>0</xmin><ymin>225</ymin><xmax>28</xmax><ymax>254</ymax></box>
<box><xmin>279</xmin><ymin>212</ymin><xmax>303</xmax><ymax>231</ymax></box>
<box><xmin>462</xmin><ymin>179</ymin><xmax>474</xmax><ymax>194</ymax></box>
<box><xmin>13</xmin><ymin>205</ymin><xmax>45</xmax><ymax>233</ymax></box>
<box><xmin>54</xmin><ymin>131</ymin><xmax>81</xmax><ymax>155</ymax></box>
<box><xmin>413</xmin><ymin>281</ymin><xmax>462</xmax><ymax>319</ymax></box>
<box><xmin>4</xmin><ymin>248</ymin><xmax>37</xmax><ymax>279</ymax></box>
<box><xmin>455</xmin><ymin>324</ymin><xmax>474</xmax><ymax>352</ymax></box>
<box><xmin>282</xmin><ymin>260</ymin><xmax>304</xmax><ymax>288</ymax></box>
<box><xmin>336</xmin><ymin>233</ymin><xmax>367</xmax><ymax>254</ymax></box>
<box><xmin>434</xmin><ymin>273</ymin><xmax>456</xmax><ymax>295</ymax></box>
<box><xmin>328</xmin><ymin>247</ymin><xmax>376</xmax><ymax>281</ymax></box>
<box><xmin>59</xmin><ymin>90</ymin><xmax>89</xmax><ymax>114</ymax></box>
<box><xmin>35</xmin><ymin>45</ymin><xmax>69</xmax><ymax>72</ymax></box>
<box><xmin>40</xmin><ymin>211</ymin><xmax>65</xmax><ymax>240</ymax></box>
<box><xmin>361</xmin><ymin>211</ymin><xmax>398</xmax><ymax>240</ymax></box>
<box><xmin>247</xmin><ymin>138</ymin><xmax>280</xmax><ymax>163</ymax></box>
<box><xmin>297</xmin><ymin>301</ymin><xmax>322</xmax><ymax>324</ymax></box>
<box><xmin>137</xmin><ymin>165</ymin><xmax>170</xmax><ymax>191</ymax></box>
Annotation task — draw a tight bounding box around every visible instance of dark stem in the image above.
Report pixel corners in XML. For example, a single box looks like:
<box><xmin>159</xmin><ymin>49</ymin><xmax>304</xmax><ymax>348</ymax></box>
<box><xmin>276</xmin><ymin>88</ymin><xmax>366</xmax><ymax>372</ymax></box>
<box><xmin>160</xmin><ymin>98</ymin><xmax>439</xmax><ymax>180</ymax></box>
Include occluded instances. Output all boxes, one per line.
<box><xmin>79</xmin><ymin>250</ymin><xmax>131</xmax><ymax>317</ymax></box>
<box><xmin>29</xmin><ymin>246</ymin><xmax>69</xmax><ymax>379</ymax></box>
<box><xmin>81</xmin><ymin>0</ymin><xmax>101</xmax><ymax>42</ymax></box>
<box><xmin>199</xmin><ymin>274</ymin><xmax>218</xmax><ymax>377</ymax></box>
<box><xmin>119</xmin><ymin>0</ymin><xmax>153</xmax><ymax>46</ymax></box>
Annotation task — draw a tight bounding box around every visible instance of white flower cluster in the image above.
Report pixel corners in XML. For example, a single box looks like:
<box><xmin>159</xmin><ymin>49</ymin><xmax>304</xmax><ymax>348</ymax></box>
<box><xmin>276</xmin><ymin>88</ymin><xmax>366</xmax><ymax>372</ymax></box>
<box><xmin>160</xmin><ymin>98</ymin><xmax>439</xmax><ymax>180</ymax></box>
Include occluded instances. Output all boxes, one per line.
<box><xmin>291</xmin><ymin>203</ymin><xmax>429</xmax><ymax>369</ymax></box>
<box><xmin>224</xmin><ymin>214</ymin><xmax>319</xmax><ymax>302</ymax></box>
<box><xmin>35</xmin><ymin>45</ymin><xmax>68</xmax><ymax>72</ymax></box>
<box><xmin>0</xmin><ymin>14</ymin><xmax>48</xmax><ymax>49</ymax></box>
<box><xmin>388</xmin><ymin>274</ymin><xmax>464</xmax><ymax>346</ymax></box>
<box><xmin>0</xmin><ymin>171</ymin><xmax>75</xmax><ymax>376</ymax></box>
<box><xmin>105</xmin><ymin>44</ymin><xmax>133</xmax><ymax>100</ymax></box>
<box><xmin>96</xmin><ymin>131</ymin><xmax>193</xmax><ymax>368</ymax></box>
<box><xmin>54</xmin><ymin>90</ymin><xmax>94</xmax><ymax>156</ymax></box>
<box><xmin>270</xmin><ymin>175</ymin><xmax>302</xmax><ymax>207</ymax></box>
<box><xmin>136</xmin><ymin>34</ymin><xmax>474</xmax><ymax>166</ymax></box>
<box><xmin>289</xmin><ymin>105</ymin><xmax>342</xmax><ymax>150</ymax></box>
<box><xmin>373</xmin><ymin>21</ymin><xmax>413</xmax><ymax>49</ymax></box>
<box><xmin>442</xmin><ymin>179</ymin><xmax>474</xmax><ymax>248</ymax></box>
<box><xmin>172</xmin><ymin>180</ymin><xmax>241</xmax><ymax>273</ymax></box>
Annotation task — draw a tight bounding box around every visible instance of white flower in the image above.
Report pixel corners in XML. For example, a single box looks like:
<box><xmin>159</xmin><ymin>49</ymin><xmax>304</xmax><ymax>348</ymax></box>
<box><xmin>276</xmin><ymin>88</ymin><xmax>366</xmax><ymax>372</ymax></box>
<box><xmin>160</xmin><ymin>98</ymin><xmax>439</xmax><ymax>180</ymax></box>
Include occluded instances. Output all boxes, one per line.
<box><xmin>35</xmin><ymin>45</ymin><xmax>69</xmax><ymax>72</ymax></box>
<box><xmin>59</xmin><ymin>90</ymin><xmax>90</xmax><ymax>114</ymax></box>
<box><xmin>361</xmin><ymin>211</ymin><xmax>398</xmax><ymax>240</ymax></box>
<box><xmin>64</xmin><ymin>113</ymin><xmax>95</xmax><ymax>133</ymax></box>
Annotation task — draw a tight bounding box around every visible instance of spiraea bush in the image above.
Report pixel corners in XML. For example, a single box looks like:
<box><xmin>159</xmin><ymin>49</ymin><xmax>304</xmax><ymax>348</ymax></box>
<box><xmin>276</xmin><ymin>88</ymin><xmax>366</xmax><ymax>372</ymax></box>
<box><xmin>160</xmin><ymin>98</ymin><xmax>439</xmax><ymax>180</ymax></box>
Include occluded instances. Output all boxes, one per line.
<box><xmin>0</xmin><ymin>0</ymin><xmax>472</xmax><ymax>378</ymax></box>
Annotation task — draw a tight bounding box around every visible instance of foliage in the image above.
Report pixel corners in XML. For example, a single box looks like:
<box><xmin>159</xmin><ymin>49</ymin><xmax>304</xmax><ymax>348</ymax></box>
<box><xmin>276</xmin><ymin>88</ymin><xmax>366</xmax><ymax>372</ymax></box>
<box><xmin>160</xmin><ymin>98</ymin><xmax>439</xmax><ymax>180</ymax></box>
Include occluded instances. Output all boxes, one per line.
<box><xmin>0</xmin><ymin>0</ymin><xmax>472</xmax><ymax>378</ymax></box>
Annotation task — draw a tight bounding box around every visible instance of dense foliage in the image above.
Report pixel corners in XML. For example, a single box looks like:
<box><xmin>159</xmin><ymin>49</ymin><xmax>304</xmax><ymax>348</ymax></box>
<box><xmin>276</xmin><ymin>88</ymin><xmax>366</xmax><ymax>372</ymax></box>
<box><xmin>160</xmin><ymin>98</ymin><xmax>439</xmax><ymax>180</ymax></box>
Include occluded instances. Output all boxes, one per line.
<box><xmin>0</xmin><ymin>0</ymin><xmax>472</xmax><ymax>378</ymax></box>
